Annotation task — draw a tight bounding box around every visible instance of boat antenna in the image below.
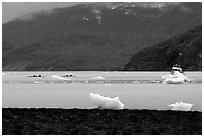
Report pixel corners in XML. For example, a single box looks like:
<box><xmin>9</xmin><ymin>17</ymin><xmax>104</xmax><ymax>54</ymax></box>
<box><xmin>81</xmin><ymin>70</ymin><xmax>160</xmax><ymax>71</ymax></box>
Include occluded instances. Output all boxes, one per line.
<box><xmin>177</xmin><ymin>52</ymin><xmax>182</xmax><ymax>64</ymax></box>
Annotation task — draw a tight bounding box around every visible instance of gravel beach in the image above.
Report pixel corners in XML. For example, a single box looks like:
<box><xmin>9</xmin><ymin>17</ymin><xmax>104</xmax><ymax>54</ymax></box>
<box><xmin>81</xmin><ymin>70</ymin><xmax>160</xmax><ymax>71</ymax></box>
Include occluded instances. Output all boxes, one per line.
<box><xmin>2</xmin><ymin>108</ymin><xmax>202</xmax><ymax>135</ymax></box>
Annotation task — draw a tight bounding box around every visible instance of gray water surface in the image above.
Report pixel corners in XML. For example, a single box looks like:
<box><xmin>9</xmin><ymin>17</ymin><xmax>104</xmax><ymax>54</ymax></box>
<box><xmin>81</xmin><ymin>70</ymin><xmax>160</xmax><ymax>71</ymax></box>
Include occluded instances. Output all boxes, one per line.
<box><xmin>2</xmin><ymin>71</ymin><xmax>202</xmax><ymax>111</ymax></box>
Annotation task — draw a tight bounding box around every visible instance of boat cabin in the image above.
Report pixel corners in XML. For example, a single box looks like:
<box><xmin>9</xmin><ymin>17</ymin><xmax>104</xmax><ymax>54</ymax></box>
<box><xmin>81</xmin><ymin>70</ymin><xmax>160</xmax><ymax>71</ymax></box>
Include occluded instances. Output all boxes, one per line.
<box><xmin>171</xmin><ymin>64</ymin><xmax>183</xmax><ymax>74</ymax></box>
<box><xmin>61</xmin><ymin>73</ymin><xmax>74</xmax><ymax>77</ymax></box>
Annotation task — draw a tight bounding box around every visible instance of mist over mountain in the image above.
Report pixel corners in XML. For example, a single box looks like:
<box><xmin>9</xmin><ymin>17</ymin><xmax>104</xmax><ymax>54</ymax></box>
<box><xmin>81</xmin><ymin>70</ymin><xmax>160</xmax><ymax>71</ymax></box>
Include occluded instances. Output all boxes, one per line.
<box><xmin>2</xmin><ymin>2</ymin><xmax>202</xmax><ymax>71</ymax></box>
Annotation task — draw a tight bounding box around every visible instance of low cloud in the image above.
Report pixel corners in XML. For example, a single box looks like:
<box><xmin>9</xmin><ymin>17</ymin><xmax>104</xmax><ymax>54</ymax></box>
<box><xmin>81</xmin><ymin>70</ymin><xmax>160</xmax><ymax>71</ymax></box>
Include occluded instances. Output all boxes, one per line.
<box><xmin>17</xmin><ymin>10</ymin><xmax>53</xmax><ymax>21</ymax></box>
<box><xmin>179</xmin><ymin>4</ymin><xmax>194</xmax><ymax>13</ymax></box>
<box><xmin>3</xmin><ymin>2</ymin><xmax>82</xmax><ymax>23</ymax></box>
<box><xmin>90</xmin><ymin>2</ymin><xmax>114</xmax><ymax>9</ymax></box>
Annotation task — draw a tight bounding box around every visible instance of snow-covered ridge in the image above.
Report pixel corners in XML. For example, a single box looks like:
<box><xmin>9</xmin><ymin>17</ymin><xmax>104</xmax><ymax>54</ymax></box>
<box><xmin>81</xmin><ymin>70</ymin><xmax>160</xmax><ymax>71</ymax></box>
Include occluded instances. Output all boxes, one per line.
<box><xmin>62</xmin><ymin>2</ymin><xmax>174</xmax><ymax>23</ymax></box>
<box><xmin>111</xmin><ymin>2</ymin><xmax>169</xmax><ymax>10</ymax></box>
<box><xmin>110</xmin><ymin>2</ymin><xmax>169</xmax><ymax>19</ymax></box>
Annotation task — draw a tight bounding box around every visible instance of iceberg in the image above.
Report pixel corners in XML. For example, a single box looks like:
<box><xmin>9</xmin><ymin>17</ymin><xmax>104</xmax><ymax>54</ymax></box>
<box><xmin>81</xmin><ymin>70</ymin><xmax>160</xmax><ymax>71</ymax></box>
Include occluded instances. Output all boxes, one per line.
<box><xmin>168</xmin><ymin>101</ymin><xmax>193</xmax><ymax>111</ymax></box>
<box><xmin>89</xmin><ymin>93</ymin><xmax>124</xmax><ymax>109</ymax></box>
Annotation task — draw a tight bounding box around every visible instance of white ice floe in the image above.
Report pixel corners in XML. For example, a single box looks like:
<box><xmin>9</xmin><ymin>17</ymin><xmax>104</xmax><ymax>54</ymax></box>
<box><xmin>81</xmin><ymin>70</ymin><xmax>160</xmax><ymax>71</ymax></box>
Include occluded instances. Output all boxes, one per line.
<box><xmin>168</xmin><ymin>101</ymin><xmax>193</xmax><ymax>111</ymax></box>
<box><xmin>33</xmin><ymin>81</ymin><xmax>43</xmax><ymax>84</ymax></box>
<box><xmin>52</xmin><ymin>75</ymin><xmax>71</xmax><ymax>80</ymax></box>
<box><xmin>89</xmin><ymin>93</ymin><xmax>124</xmax><ymax>109</ymax></box>
<box><xmin>91</xmin><ymin>76</ymin><xmax>105</xmax><ymax>79</ymax></box>
<box><xmin>162</xmin><ymin>71</ymin><xmax>190</xmax><ymax>84</ymax></box>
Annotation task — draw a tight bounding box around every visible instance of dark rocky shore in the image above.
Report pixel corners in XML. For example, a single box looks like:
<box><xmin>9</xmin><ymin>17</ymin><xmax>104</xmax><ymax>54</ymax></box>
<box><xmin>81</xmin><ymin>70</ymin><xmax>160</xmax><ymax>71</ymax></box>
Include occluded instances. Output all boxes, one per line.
<box><xmin>2</xmin><ymin>108</ymin><xmax>202</xmax><ymax>135</ymax></box>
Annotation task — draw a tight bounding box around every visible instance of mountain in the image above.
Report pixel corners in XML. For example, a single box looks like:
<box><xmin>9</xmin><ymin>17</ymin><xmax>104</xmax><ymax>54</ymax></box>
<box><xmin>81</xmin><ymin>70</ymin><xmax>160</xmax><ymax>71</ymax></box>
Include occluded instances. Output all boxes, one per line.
<box><xmin>2</xmin><ymin>2</ymin><xmax>202</xmax><ymax>71</ymax></box>
<box><xmin>123</xmin><ymin>25</ymin><xmax>202</xmax><ymax>71</ymax></box>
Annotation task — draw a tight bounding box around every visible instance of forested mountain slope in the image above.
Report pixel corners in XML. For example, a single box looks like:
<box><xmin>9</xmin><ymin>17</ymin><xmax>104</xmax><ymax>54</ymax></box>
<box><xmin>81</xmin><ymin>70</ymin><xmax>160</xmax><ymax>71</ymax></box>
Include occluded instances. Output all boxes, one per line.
<box><xmin>2</xmin><ymin>2</ymin><xmax>202</xmax><ymax>71</ymax></box>
<box><xmin>123</xmin><ymin>25</ymin><xmax>202</xmax><ymax>71</ymax></box>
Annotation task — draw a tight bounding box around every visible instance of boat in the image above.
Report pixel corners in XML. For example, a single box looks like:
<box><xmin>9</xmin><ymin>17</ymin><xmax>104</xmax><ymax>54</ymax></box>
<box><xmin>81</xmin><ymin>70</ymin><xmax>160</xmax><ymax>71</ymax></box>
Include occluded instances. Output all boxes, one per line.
<box><xmin>162</xmin><ymin>64</ymin><xmax>190</xmax><ymax>84</ymax></box>
<box><xmin>61</xmin><ymin>73</ymin><xmax>75</xmax><ymax>77</ymax></box>
<box><xmin>28</xmin><ymin>74</ymin><xmax>45</xmax><ymax>78</ymax></box>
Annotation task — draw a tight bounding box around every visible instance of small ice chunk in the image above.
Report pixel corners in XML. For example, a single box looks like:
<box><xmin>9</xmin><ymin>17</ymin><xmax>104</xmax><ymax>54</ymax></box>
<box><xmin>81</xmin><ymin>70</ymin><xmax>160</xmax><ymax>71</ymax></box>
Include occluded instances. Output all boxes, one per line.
<box><xmin>91</xmin><ymin>76</ymin><xmax>105</xmax><ymax>79</ymax></box>
<box><xmin>52</xmin><ymin>75</ymin><xmax>71</xmax><ymax>80</ymax></box>
<box><xmin>168</xmin><ymin>101</ymin><xmax>193</xmax><ymax>111</ymax></box>
<box><xmin>89</xmin><ymin>93</ymin><xmax>124</xmax><ymax>109</ymax></box>
<box><xmin>105</xmin><ymin>84</ymin><xmax>111</xmax><ymax>86</ymax></box>
<box><xmin>161</xmin><ymin>75</ymin><xmax>166</xmax><ymax>79</ymax></box>
<box><xmin>34</xmin><ymin>81</ymin><xmax>43</xmax><ymax>84</ymax></box>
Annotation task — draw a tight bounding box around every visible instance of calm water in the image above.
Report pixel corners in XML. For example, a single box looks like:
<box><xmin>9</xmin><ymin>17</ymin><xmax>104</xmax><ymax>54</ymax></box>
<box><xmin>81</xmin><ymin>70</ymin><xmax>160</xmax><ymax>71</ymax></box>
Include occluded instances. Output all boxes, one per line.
<box><xmin>2</xmin><ymin>71</ymin><xmax>202</xmax><ymax>111</ymax></box>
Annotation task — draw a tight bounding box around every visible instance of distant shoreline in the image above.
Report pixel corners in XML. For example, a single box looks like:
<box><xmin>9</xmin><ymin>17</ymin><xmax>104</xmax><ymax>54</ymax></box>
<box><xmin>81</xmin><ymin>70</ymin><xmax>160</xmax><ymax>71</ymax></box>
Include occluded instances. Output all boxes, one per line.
<box><xmin>2</xmin><ymin>70</ymin><xmax>202</xmax><ymax>72</ymax></box>
<box><xmin>2</xmin><ymin>108</ymin><xmax>202</xmax><ymax>135</ymax></box>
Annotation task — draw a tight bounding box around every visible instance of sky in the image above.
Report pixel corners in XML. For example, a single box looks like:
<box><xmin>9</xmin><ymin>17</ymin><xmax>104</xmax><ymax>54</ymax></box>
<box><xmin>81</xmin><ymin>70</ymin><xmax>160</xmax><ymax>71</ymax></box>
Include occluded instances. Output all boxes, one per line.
<box><xmin>2</xmin><ymin>2</ymin><xmax>83</xmax><ymax>23</ymax></box>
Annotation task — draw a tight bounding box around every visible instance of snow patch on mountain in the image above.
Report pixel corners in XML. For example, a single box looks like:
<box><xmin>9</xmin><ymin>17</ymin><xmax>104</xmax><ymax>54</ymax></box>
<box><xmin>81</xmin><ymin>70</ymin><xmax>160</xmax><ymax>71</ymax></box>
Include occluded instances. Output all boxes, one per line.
<box><xmin>91</xmin><ymin>9</ymin><xmax>101</xmax><ymax>24</ymax></box>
